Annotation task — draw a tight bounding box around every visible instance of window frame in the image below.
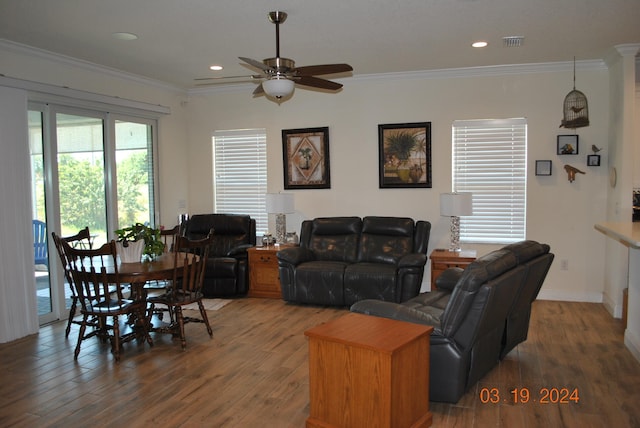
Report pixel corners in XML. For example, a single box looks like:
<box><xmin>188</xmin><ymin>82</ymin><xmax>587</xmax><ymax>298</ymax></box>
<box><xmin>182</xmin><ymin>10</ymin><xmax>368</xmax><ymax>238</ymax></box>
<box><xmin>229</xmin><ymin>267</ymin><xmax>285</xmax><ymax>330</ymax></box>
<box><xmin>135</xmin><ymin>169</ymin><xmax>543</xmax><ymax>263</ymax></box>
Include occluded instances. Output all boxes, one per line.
<box><xmin>451</xmin><ymin>118</ymin><xmax>527</xmax><ymax>244</ymax></box>
<box><xmin>213</xmin><ymin>129</ymin><xmax>267</xmax><ymax>235</ymax></box>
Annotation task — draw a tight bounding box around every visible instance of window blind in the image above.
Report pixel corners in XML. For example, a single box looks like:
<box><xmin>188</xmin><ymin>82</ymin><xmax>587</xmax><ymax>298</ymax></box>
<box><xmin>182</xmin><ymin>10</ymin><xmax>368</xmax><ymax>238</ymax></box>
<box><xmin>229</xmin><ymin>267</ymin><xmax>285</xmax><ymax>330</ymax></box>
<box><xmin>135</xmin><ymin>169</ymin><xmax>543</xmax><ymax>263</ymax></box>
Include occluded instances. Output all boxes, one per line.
<box><xmin>452</xmin><ymin>118</ymin><xmax>527</xmax><ymax>244</ymax></box>
<box><xmin>213</xmin><ymin>129</ymin><xmax>267</xmax><ymax>235</ymax></box>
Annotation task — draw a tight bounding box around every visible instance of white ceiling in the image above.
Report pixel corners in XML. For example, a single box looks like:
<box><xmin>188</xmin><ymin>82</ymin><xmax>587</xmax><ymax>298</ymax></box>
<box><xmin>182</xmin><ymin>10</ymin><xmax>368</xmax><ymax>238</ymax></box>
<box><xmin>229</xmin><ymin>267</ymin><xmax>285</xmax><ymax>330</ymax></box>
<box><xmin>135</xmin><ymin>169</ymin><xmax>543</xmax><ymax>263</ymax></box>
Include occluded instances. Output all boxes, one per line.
<box><xmin>1</xmin><ymin>0</ymin><xmax>639</xmax><ymax>89</ymax></box>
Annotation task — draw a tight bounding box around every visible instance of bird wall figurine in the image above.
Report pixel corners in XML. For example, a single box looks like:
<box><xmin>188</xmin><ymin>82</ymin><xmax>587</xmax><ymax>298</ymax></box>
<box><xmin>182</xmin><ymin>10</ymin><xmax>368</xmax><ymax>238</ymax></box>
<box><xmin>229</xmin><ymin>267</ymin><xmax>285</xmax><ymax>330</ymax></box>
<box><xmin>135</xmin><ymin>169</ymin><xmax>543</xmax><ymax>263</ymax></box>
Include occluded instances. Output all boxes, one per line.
<box><xmin>564</xmin><ymin>164</ymin><xmax>585</xmax><ymax>183</ymax></box>
<box><xmin>592</xmin><ymin>144</ymin><xmax>602</xmax><ymax>153</ymax></box>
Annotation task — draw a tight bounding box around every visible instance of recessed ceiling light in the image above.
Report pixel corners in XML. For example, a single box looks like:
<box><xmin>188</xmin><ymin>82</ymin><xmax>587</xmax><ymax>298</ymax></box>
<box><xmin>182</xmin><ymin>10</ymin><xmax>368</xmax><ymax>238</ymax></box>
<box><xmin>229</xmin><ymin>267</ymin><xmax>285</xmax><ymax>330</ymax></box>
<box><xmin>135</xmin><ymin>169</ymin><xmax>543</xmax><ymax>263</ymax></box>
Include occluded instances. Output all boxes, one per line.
<box><xmin>112</xmin><ymin>32</ymin><xmax>138</xmax><ymax>41</ymax></box>
<box><xmin>209</xmin><ymin>65</ymin><xmax>223</xmax><ymax>71</ymax></box>
<box><xmin>472</xmin><ymin>41</ymin><xmax>488</xmax><ymax>48</ymax></box>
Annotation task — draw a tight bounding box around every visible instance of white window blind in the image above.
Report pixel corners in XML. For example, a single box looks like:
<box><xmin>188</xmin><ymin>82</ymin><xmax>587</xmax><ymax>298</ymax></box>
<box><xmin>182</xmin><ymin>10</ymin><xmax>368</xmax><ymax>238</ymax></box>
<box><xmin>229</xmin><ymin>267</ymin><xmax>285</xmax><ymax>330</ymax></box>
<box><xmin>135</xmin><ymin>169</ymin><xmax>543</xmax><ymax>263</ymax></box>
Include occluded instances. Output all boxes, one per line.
<box><xmin>452</xmin><ymin>118</ymin><xmax>527</xmax><ymax>244</ymax></box>
<box><xmin>213</xmin><ymin>129</ymin><xmax>267</xmax><ymax>234</ymax></box>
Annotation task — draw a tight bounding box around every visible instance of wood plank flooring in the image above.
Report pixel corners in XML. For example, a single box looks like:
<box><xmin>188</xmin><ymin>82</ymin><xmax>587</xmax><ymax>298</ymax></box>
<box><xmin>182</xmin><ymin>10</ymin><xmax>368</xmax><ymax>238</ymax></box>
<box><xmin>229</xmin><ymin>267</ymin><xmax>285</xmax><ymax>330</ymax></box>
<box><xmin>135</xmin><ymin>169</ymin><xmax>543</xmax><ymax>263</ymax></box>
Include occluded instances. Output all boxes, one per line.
<box><xmin>0</xmin><ymin>298</ymin><xmax>639</xmax><ymax>427</ymax></box>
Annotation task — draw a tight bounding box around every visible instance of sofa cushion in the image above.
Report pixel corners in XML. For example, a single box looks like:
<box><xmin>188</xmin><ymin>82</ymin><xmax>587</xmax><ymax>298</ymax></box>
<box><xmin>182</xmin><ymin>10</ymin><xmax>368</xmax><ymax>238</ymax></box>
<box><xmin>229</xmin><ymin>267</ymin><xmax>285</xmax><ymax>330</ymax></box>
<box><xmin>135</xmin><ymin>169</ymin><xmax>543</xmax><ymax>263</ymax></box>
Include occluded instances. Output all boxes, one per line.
<box><xmin>503</xmin><ymin>240</ymin><xmax>550</xmax><ymax>264</ymax></box>
<box><xmin>307</xmin><ymin>217</ymin><xmax>362</xmax><ymax>263</ymax></box>
<box><xmin>344</xmin><ymin>262</ymin><xmax>399</xmax><ymax>304</ymax></box>
<box><xmin>294</xmin><ymin>261</ymin><xmax>348</xmax><ymax>305</ymax></box>
<box><xmin>357</xmin><ymin>216</ymin><xmax>415</xmax><ymax>264</ymax></box>
<box><xmin>440</xmin><ymin>249</ymin><xmax>517</xmax><ymax>337</ymax></box>
<box><xmin>455</xmin><ymin>249</ymin><xmax>517</xmax><ymax>292</ymax></box>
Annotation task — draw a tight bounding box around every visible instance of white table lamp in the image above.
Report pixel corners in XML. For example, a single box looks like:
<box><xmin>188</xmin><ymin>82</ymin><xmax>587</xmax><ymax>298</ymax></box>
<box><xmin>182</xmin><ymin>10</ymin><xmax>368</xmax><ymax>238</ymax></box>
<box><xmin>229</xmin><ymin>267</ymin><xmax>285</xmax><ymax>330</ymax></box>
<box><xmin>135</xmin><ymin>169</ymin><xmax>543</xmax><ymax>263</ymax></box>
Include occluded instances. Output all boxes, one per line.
<box><xmin>265</xmin><ymin>193</ymin><xmax>295</xmax><ymax>244</ymax></box>
<box><xmin>440</xmin><ymin>192</ymin><xmax>473</xmax><ymax>252</ymax></box>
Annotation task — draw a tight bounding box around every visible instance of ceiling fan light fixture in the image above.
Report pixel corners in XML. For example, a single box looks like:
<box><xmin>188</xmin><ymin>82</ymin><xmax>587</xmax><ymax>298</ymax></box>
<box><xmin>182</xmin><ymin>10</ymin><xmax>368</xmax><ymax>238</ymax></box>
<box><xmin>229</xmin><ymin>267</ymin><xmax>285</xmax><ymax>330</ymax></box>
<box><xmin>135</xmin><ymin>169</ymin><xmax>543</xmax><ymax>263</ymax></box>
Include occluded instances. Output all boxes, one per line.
<box><xmin>263</xmin><ymin>77</ymin><xmax>295</xmax><ymax>99</ymax></box>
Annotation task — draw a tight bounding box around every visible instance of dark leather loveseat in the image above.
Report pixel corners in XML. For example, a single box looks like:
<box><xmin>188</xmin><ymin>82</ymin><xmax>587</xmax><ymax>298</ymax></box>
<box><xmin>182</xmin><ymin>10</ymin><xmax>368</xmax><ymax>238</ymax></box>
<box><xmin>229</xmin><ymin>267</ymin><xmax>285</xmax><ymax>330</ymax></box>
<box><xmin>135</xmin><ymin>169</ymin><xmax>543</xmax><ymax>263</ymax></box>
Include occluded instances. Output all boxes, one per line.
<box><xmin>277</xmin><ymin>216</ymin><xmax>431</xmax><ymax>306</ymax></box>
<box><xmin>182</xmin><ymin>214</ymin><xmax>255</xmax><ymax>297</ymax></box>
<box><xmin>351</xmin><ymin>240</ymin><xmax>554</xmax><ymax>403</ymax></box>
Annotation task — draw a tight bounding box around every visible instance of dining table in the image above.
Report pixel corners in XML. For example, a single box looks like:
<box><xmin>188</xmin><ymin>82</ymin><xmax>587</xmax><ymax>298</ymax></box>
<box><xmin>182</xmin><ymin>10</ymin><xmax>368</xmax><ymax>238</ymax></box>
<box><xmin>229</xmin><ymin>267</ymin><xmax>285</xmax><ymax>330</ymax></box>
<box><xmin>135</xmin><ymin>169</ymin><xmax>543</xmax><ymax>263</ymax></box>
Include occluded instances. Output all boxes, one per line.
<box><xmin>116</xmin><ymin>252</ymin><xmax>191</xmax><ymax>287</ymax></box>
<box><xmin>97</xmin><ymin>251</ymin><xmax>196</xmax><ymax>332</ymax></box>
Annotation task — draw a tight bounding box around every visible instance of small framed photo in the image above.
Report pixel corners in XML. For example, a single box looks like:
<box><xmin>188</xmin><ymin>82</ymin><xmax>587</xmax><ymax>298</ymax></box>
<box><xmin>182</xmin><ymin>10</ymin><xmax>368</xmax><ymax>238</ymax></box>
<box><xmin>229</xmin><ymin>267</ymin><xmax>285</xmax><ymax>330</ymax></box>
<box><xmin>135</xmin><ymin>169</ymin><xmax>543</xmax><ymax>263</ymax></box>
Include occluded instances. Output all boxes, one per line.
<box><xmin>535</xmin><ymin>160</ymin><xmax>552</xmax><ymax>176</ymax></box>
<box><xmin>282</xmin><ymin>127</ymin><xmax>331</xmax><ymax>189</ymax></box>
<box><xmin>587</xmin><ymin>154</ymin><xmax>601</xmax><ymax>166</ymax></box>
<box><xmin>557</xmin><ymin>135</ymin><xmax>579</xmax><ymax>155</ymax></box>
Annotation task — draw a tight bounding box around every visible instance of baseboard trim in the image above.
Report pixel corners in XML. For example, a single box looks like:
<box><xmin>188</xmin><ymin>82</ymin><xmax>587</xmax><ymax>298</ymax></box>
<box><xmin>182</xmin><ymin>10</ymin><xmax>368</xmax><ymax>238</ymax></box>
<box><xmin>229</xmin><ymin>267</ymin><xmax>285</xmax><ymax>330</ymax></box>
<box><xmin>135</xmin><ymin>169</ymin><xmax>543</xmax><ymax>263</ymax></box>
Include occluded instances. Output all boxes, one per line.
<box><xmin>624</xmin><ymin>329</ymin><xmax>640</xmax><ymax>363</ymax></box>
<box><xmin>537</xmin><ymin>289</ymin><xmax>603</xmax><ymax>303</ymax></box>
<box><xmin>602</xmin><ymin>292</ymin><xmax>623</xmax><ymax>319</ymax></box>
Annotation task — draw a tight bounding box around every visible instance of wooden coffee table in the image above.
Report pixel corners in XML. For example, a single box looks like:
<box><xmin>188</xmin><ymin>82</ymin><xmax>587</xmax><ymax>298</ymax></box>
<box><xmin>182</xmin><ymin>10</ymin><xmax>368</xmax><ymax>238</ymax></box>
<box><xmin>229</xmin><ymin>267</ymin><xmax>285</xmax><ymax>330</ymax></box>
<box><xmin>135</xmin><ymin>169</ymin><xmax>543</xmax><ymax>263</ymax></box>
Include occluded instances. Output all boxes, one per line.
<box><xmin>305</xmin><ymin>312</ymin><xmax>433</xmax><ymax>428</ymax></box>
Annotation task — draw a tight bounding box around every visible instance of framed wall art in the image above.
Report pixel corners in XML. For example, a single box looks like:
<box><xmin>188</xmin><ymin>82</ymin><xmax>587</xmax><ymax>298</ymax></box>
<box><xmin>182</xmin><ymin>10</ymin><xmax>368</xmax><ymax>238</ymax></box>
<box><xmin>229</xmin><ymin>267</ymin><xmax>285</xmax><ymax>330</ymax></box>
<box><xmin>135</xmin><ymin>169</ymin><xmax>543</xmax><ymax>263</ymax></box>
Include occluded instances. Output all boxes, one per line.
<box><xmin>587</xmin><ymin>154</ymin><xmax>601</xmax><ymax>166</ymax></box>
<box><xmin>535</xmin><ymin>160</ymin><xmax>552</xmax><ymax>176</ymax></box>
<box><xmin>282</xmin><ymin>127</ymin><xmax>331</xmax><ymax>189</ymax></box>
<box><xmin>378</xmin><ymin>122</ymin><xmax>432</xmax><ymax>188</ymax></box>
<box><xmin>557</xmin><ymin>134</ymin><xmax>579</xmax><ymax>155</ymax></box>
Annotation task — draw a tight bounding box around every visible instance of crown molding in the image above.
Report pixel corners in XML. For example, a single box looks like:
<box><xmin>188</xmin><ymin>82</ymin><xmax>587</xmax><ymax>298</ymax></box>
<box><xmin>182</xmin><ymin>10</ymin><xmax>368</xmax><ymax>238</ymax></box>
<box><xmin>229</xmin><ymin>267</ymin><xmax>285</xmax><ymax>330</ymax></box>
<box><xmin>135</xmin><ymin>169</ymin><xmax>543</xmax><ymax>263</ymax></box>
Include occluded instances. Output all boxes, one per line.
<box><xmin>604</xmin><ymin>43</ymin><xmax>640</xmax><ymax>67</ymax></box>
<box><xmin>0</xmin><ymin>39</ymin><xmax>183</xmax><ymax>94</ymax></box>
<box><xmin>351</xmin><ymin>60</ymin><xmax>606</xmax><ymax>83</ymax></box>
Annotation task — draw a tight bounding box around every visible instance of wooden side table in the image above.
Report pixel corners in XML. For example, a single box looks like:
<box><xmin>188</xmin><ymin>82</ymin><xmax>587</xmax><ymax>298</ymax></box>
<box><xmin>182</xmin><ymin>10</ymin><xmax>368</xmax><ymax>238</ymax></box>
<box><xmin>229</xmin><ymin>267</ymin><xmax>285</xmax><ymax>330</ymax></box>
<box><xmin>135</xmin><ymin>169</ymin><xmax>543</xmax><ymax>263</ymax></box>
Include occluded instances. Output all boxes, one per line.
<box><xmin>430</xmin><ymin>249</ymin><xmax>476</xmax><ymax>290</ymax></box>
<box><xmin>305</xmin><ymin>312</ymin><xmax>433</xmax><ymax>428</ymax></box>
<box><xmin>247</xmin><ymin>244</ymin><xmax>293</xmax><ymax>298</ymax></box>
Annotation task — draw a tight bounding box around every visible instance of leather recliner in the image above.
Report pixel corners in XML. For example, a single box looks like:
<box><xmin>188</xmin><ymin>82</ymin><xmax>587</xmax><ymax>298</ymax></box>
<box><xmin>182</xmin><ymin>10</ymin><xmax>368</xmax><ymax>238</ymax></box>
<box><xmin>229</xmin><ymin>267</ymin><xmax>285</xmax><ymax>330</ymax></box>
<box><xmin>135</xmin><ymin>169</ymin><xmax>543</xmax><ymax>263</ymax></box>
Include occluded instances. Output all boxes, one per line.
<box><xmin>351</xmin><ymin>240</ymin><xmax>554</xmax><ymax>403</ymax></box>
<box><xmin>182</xmin><ymin>214</ymin><xmax>255</xmax><ymax>297</ymax></box>
<box><xmin>277</xmin><ymin>216</ymin><xmax>431</xmax><ymax>306</ymax></box>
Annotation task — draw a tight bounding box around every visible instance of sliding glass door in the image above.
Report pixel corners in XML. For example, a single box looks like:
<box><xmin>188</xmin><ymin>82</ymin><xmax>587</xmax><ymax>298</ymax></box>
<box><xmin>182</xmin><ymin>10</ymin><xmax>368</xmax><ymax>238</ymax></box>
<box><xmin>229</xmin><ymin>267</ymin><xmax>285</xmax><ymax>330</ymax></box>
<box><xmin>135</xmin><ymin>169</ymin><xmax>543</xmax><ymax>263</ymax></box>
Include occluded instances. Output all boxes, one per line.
<box><xmin>29</xmin><ymin>104</ymin><xmax>157</xmax><ymax>325</ymax></box>
<box><xmin>57</xmin><ymin>112</ymin><xmax>108</xmax><ymax>243</ymax></box>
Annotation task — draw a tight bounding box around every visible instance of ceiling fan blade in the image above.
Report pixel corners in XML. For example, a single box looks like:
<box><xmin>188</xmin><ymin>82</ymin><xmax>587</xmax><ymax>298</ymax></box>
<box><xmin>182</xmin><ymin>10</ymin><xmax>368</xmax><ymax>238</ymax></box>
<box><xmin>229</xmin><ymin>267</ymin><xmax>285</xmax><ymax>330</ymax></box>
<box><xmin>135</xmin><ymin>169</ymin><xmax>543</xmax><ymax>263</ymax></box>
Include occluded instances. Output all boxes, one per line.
<box><xmin>239</xmin><ymin>56</ymin><xmax>273</xmax><ymax>72</ymax></box>
<box><xmin>296</xmin><ymin>76</ymin><xmax>343</xmax><ymax>91</ymax></box>
<box><xmin>294</xmin><ymin>63</ymin><xmax>353</xmax><ymax>76</ymax></box>
<box><xmin>253</xmin><ymin>83</ymin><xmax>265</xmax><ymax>95</ymax></box>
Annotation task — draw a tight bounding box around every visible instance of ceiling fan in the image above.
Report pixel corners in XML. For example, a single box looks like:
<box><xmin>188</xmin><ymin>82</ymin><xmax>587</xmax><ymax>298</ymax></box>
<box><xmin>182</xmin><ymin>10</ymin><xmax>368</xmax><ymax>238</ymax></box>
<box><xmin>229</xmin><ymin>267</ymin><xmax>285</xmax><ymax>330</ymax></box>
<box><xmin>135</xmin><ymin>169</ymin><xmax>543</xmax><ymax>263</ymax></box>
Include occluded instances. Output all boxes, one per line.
<box><xmin>195</xmin><ymin>11</ymin><xmax>353</xmax><ymax>100</ymax></box>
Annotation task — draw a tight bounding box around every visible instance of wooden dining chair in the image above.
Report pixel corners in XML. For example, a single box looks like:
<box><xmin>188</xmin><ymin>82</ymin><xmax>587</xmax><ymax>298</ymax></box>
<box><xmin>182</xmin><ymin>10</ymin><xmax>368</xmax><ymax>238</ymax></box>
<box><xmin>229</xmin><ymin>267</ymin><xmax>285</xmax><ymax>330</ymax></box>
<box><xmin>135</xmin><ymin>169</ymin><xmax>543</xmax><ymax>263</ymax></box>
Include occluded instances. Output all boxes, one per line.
<box><xmin>51</xmin><ymin>228</ymin><xmax>95</xmax><ymax>338</ymax></box>
<box><xmin>63</xmin><ymin>240</ymin><xmax>153</xmax><ymax>362</ymax></box>
<box><xmin>147</xmin><ymin>231</ymin><xmax>215</xmax><ymax>350</ymax></box>
<box><xmin>145</xmin><ymin>225</ymin><xmax>181</xmax><ymax>321</ymax></box>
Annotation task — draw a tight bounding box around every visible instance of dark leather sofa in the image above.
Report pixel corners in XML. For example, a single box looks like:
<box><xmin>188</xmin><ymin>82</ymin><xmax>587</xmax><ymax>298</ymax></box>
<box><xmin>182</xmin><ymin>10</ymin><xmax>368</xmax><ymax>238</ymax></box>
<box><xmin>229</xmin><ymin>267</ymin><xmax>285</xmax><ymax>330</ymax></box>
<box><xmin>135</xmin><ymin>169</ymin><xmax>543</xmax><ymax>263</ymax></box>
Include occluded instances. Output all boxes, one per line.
<box><xmin>351</xmin><ymin>240</ymin><xmax>554</xmax><ymax>403</ymax></box>
<box><xmin>182</xmin><ymin>214</ymin><xmax>255</xmax><ymax>297</ymax></box>
<box><xmin>277</xmin><ymin>216</ymin><xmax>431</xmax><ymax>306</ymax></box>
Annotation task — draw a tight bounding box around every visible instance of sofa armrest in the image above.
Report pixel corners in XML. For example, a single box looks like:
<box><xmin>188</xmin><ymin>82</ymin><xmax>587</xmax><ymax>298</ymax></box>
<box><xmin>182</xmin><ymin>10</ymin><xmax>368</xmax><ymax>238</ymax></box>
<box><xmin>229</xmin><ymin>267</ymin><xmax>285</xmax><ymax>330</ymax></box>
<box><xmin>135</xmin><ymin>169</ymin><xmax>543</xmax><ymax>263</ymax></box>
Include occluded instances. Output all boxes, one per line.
<box><xmin>350</xmin><ymin>299</ymin><xmax>440</xmax><ymax>327</ymax></box>
<box><xmin>226</xmin><ymin>243</ymin><xmax>253</xmax><ymax>257</ymax></box>
<box><xmin>435</xmin><ymin>267</ymin><xmax>464</xmax><ymax>291</ymax></box>
<box><xmin>398</xmin><ymin>252</ymin><xmax>427</xmax><ymax>268</ymax></box>
<box><xmin>276</xmin><ymin>246</ymin><xmax>316</xmax><ymax>266</ymax></box>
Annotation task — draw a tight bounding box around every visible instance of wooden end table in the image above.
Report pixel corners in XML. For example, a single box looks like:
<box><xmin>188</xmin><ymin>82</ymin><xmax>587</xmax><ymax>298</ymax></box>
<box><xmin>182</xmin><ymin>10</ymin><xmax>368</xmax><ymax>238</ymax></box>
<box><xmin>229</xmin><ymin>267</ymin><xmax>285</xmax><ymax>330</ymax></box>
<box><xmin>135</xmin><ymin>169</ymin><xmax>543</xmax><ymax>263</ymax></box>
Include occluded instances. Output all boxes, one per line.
<box><xmin>247</xmin><ymin>244</ymin><xmax>294</xmax><ymax>298</ymax></box>
<box><xmin>305</xmin><ymin>312</ymin><xmax>433</xmax><ymax>428</ymax></box>
<box><xmin>429</xmin><ymin>249</ymin><xmax>476</xmax><ymax>290</ymax></box>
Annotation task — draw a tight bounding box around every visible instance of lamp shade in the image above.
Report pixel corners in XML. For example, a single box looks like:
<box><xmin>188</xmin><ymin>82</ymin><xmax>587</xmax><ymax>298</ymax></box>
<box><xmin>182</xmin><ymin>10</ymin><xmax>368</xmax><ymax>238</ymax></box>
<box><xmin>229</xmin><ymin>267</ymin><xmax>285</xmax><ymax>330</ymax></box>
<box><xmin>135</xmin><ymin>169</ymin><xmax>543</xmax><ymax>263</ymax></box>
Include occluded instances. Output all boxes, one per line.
<box><xmin>265</xmin><ymin>193</ymin><xmax>294</xmax><ymax>214</ymax></box>
<box><xmin>440</xmin><ymin>192</ymin><xmax>473</xmax><ymax>217</ymax></box>
<box><xmin>262</xmin><ymin>77</ymin><xmax>295</xmax><ymax>99</ymax></box>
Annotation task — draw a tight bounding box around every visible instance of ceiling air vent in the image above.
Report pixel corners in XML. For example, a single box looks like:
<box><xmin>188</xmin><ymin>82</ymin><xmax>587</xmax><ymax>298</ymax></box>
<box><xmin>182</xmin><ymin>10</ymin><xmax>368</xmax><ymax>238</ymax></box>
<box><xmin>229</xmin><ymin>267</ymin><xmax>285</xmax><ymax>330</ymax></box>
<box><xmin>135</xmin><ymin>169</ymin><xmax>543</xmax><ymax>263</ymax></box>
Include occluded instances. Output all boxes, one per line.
<box><xmin>502</xmin><ymin>36</ymin><xmax>524</xmax><ymax>48</ymax></box>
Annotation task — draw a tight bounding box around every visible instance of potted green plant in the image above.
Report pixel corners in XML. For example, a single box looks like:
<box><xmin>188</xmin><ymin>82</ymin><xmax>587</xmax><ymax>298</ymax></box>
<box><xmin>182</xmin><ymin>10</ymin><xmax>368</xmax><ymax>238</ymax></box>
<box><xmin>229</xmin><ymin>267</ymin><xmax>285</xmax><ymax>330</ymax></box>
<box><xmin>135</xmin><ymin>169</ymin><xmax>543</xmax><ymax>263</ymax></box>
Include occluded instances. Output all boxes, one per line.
<box><xmin>385</xmin><ymin>131</ymin><xmax>417</xmax><ymax>183</ymax></box>
<box><xmin>114</xmin><ymin>223</ymin><xmax>165</xmax><ymax>263</ymax></box>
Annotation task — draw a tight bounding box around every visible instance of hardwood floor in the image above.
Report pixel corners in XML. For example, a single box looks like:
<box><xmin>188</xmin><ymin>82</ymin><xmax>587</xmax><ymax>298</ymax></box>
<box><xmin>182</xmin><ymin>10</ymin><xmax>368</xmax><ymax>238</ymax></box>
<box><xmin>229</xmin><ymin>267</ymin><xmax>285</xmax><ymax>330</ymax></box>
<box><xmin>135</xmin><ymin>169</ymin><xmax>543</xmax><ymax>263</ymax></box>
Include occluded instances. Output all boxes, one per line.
<box><xmin>0</xmin><ymin>298</ymin><xmax>639</xmax><ymax>427</ymax></box>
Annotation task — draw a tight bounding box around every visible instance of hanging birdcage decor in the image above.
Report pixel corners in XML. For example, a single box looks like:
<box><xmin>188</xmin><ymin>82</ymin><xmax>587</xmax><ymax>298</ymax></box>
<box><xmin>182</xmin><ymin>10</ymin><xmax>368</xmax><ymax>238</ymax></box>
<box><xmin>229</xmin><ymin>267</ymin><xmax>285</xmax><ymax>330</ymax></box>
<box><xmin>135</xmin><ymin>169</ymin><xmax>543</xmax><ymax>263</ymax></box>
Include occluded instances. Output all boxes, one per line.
<box><xmin>560</xmin><ymin>58</ymin><xmax>589</xmax><ymax>128</ymax></box>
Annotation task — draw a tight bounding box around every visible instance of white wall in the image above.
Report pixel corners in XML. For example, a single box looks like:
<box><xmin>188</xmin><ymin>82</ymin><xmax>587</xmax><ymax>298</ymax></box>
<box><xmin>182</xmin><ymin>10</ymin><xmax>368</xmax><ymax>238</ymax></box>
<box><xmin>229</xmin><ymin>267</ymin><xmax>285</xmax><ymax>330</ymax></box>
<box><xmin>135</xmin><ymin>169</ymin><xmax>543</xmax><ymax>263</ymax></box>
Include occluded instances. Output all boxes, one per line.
<box><xmin>0</xmin><ymin>41</ymin><xmax>618</xmax><ymax>310</ymax></box>
<box><xmin>186</xmin><ymin>64</ymin><xmax>610</xmax><ymax>298</ymax></box>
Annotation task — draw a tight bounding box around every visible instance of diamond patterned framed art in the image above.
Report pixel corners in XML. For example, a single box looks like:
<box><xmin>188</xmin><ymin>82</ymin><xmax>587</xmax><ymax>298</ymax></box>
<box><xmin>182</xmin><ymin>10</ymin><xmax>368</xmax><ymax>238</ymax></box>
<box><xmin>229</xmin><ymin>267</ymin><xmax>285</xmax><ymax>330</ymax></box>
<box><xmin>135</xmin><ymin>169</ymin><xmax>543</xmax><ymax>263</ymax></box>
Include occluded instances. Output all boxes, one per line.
<box><xmin>282</xmin><ymin>127</ymin><xmax>331</xmax><ymax>189</ymax></box>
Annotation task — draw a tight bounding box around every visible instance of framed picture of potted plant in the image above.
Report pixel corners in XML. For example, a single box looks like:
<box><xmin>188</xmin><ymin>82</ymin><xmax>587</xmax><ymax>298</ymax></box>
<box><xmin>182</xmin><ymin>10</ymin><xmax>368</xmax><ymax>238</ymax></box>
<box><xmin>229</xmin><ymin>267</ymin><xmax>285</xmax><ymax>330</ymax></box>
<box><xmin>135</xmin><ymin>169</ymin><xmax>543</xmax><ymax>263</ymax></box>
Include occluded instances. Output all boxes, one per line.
<box><xmin>378</xmin><ymin>122</ymin><xmax>432</xmax><ymax>188</ymax></box>
<box><xmin>282</xmin><ymin>127</ymin><xmax>331</xmax><ymax>189</ymax></box>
